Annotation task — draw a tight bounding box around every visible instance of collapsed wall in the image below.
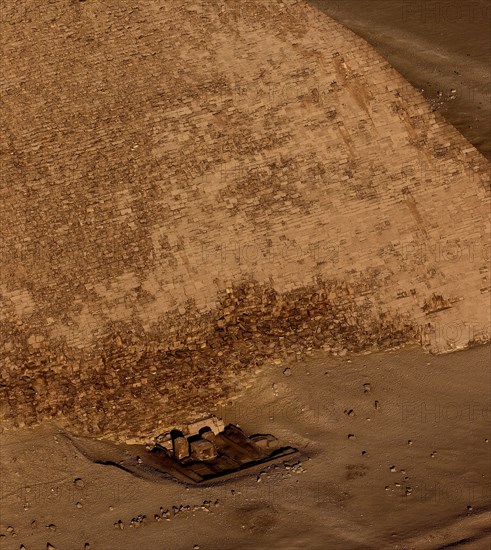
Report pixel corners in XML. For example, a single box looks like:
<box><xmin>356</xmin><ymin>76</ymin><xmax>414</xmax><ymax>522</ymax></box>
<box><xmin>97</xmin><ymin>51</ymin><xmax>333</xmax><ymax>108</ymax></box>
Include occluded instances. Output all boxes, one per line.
<box><xmin>1</xmin><ymin>0</ymin><xmax>489</xmax><ymax>441</ymax></box>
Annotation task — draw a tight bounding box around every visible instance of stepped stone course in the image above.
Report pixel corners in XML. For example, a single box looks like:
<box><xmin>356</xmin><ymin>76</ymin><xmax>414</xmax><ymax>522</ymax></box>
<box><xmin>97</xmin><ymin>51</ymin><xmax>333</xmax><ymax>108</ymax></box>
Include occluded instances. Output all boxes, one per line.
<box><xmin>0</xmin><ymin>0</ymin><xmax>489</xmax><ymax>441</ymax></box>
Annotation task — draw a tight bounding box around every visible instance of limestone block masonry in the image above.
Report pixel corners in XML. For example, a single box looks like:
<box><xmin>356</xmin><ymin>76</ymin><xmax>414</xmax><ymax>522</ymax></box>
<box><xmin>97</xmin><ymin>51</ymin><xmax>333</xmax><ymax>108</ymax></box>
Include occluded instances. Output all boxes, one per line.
<box><xmin>0</xmin><ymin>0</ymin><xmax>489</xmax><ymax>441</ymax></box>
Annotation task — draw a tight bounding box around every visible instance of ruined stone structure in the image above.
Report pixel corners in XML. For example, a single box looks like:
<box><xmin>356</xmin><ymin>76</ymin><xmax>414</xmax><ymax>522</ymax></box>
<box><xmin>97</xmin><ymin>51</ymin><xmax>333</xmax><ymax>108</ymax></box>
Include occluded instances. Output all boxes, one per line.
<box><xmin>1</xmin><ymin>0</ymin><xmax>489</xmax><ymax>441</ymax></box>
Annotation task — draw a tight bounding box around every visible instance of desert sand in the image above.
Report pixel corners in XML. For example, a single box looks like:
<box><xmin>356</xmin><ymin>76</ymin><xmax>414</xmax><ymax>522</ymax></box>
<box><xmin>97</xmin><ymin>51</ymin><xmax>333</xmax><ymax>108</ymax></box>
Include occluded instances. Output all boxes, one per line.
<box><xmin>0</xmin><ymin>344</ymin><xmax>490</xmax><ymax>549</ymax></box>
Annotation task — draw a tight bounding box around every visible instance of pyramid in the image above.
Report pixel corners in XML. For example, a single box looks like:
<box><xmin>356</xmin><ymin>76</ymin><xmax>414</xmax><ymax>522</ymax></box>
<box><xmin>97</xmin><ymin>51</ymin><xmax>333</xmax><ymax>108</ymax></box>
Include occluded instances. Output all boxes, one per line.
<box><xmin>1</xmin><ymin>0</ymin><xmax>489</xmax><ymax>441</ymax></box>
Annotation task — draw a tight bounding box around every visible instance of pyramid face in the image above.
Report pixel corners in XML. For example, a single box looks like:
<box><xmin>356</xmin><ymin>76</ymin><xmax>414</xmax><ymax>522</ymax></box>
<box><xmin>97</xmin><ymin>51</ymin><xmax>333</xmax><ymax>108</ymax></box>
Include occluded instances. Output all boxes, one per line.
<box><xmin>1</xmin><ymin>0</ymin><xmax>489</xmax><ymax>441</ymax></box>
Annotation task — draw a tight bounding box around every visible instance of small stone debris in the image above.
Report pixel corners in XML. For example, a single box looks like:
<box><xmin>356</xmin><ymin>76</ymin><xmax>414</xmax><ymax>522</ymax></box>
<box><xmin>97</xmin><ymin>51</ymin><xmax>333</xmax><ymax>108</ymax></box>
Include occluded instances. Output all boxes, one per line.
<box><xmin>363</xmin><ymin>383</ymin><xmax>371</xmax><ymax>393</ymax></box>
<box><xmin>114</xmin><ymin>520</ymin><xmax>124</xmax><ymax>530</ymax></box>
<box><xmin>193</xmin><ymin>546</ymin><xmax>200</xmax><ymax>550</ymax></box>
<box><xmin>390</xmin><ymin>466</ymin><xmax>397</xmax><ymax>472</ymax></box>
<box><xmin>283</xmin><ymin>367</ymin><xmax>291</xmax><ymax>376</ymax></box>
<box><xmin>285</xmin><ymin>461</ymin><xmax>304</xmax><ymax>473</ymax></box>
<box><xmin>47</xmin><ymin>544</ymin><xmax>56</xmax><ymax>550</ymax></box>
<box><xmin>374</xmin><ymin>400</ymin><xmax>380</xmax><ymax>410</ymax></box>
<box><xmin>129</xmin><ymin>514</ymin><xmax>146</xmax><ymax>527</ymax></box>
<box><xmin>405</xmin><ymin>487</ymin><xmax>412</xmax><ymax>496</ymax></box>
<box><xmin>84</xmin><ymin>545</ymin><xmax>91</xmax><ymax>550</ymax></box>
<box><xmin>7</xmin><ymin>526</ymin><xmax>15</xmax><ymax>534</ymax></box>
<box><xmin>47</xmin><ymin>524</ymin><xmax>56</xmax><ymax>531</ymax></box>
<box><xmin>408</xmin><ymin>440</ymin><xmax>413</xmax><ymax>446</ymax></box>
<box><xmin>154</xmin><ymin>514</ymin><xmax>162</xmax><ymax>522</ymax></box>
<box><xmin>467</xmin><ymin>505</ymin><xmax>473</xmax><ymax>513</ymax></box>
<box><xmin>74</xmin><ymin>478</ymin><xmax>84</xmax><ymax>489</ymax></box>
<box><xmin>348</xmin><ymin>434</ymin><xmax>355</xmax><ymax>440</ymax></box>
<box><xmin>431</xmin><ymin>451</ymin><xmax>437</xmax><ymax>458</ymax></box>
<box><xmin>361</xmin><ymin>450</ymin><xmax>368</xmax><ymax>457</ymax></box>
<box><xmin>30</xmin><ymin>520</ymin><xmax>37</xmax><ymax>529</ymax></box>
<box><xmin>344</xmin><ymin>409</ymin><xmax>354</xmax><ymax>417</ymax></box>
<box><xmin>20</xmin><ymin>545</ymin><xmax>26</xmax><ymax>550</ymax></box>
<box><xmin>76</xmin><ymin>502</ymin><xmax>83</xmax><ymax>509</ymax></box>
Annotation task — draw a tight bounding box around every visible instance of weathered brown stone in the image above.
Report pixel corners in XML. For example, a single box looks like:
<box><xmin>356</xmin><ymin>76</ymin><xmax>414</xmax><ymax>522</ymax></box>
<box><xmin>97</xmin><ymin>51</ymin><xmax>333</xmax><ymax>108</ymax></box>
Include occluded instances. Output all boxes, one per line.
<box><xmin>0</xmin><ymin>0</ymin><xmax>489</xmax><ymax>441</ymax></box>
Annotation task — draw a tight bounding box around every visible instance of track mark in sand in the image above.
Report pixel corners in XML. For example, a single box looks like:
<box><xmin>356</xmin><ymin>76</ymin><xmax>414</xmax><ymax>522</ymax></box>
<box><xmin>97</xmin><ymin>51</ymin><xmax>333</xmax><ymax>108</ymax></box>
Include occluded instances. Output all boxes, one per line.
<box><xmin>237</xmin><ymin>502</ymin><xmax>278</xmax><ymax>533</ymax></box>
<box><xmin>436</xmin><ymin>531</ymin><xmax>491</xmax><ymax>548</ymax></box>
<box><xmin>345</xmin><ymin>463</ymin><xmax>369</xmax><ymax>480</ymax></box>
<box><xmin>385</xmin><ymin>508</ymin><xmax>491</xmax><ymax>550</ymax></box>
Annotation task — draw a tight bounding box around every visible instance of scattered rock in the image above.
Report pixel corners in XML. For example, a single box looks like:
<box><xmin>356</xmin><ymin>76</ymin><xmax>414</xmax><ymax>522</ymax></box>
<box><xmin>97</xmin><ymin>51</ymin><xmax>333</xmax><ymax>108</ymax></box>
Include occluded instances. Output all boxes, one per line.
<box><xmin>390</xmin><ymin>466</ymin><xmax>397</xmax><ymax>472</ymax></box>
<box><xmin>129</xmin><ymin>514</ymin><xmax>146</xmax><ymax>527</ymax></box>
<box><xmin>283</xmin><ymin>367</ymin><xmax>291</xmax><ymax>376</ymax></box>
<box><xmin>74</xmin><ymin>478</ymin><xmax>84</xmax><ymax>489</ymax></box>
<box><xmin>363</xmin><ymin>383</ymin><xmax>371</xmax><ymax>393</ymax></box>
<box><xmin>408</xmin><ymin>440</ymin><xmax>413</xmax><ymax>446</ymax></box>
<box><xmin>30</xmin><ymin>520</ymin><xmax>37</xmax><ymax>529</ymax></box>
<box><xmin>374</xmin><ymin>400</ymin><xmax>380</xmax><ymax>410</ymax></box>
<box><xmin>47</xmin><ymin>544</ymin><xmax>56</xmax><ymax>550</ymax></box>
<box><xmin>348</xmin><ymin>434</ymin><xmax>355</xmax><ymax>440</ymax></box>
<box><xmin>76</xmin><ymin>502</ymin><xmax>82</xmax><ymax>509</ymax></box>
<box><xmin>47</xmin><ymin>524</ymin><xmax>56</xmax><ymax>531</ymax></box>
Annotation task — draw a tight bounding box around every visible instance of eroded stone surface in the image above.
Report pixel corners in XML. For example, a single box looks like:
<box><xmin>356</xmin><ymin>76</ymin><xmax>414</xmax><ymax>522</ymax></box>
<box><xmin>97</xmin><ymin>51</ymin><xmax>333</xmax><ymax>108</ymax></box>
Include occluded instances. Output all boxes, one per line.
<box><xmin>0</xmin><ymin>0</ymin><xmax>489</xmax><ymax>440</ymax></box>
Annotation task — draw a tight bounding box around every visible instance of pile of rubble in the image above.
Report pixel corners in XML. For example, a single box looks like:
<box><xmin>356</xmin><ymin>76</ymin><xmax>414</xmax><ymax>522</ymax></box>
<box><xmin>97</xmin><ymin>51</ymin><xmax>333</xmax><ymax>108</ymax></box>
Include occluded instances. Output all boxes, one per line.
<box><xmin>0</xmin><ymin>277</ymin><xmax>418</xmax><ymax>442</ymax></box>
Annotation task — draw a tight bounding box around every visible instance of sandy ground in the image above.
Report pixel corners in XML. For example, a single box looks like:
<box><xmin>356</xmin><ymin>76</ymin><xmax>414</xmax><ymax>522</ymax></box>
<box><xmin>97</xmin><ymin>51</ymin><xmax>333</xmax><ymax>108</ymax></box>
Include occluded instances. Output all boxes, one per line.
<box><xmin>308</xmin><ymin>0</ymin><xmax>491</xmax><ymax>160</ymax></box>
<box><xmin>1</xmin><ymin>344</ymin><xmax>489</xmax><ymax>549</ymax></box>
